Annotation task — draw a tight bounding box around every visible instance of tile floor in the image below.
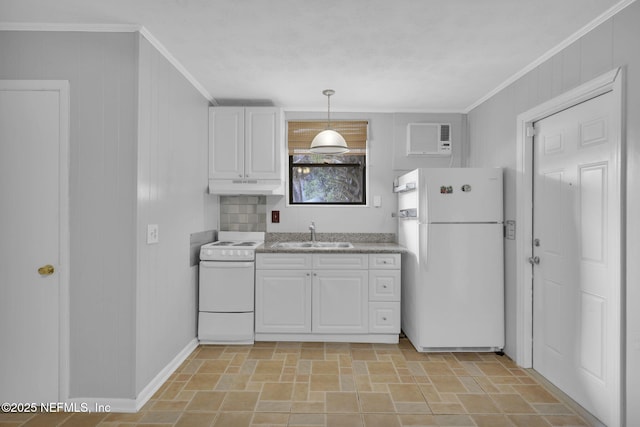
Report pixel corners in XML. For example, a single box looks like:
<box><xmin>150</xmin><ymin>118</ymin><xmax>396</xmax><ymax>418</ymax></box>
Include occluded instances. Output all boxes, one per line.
<box><xmin>0</xmin><ymin>339</ymin><xmax>592</xmax><ymax>427</ymax></box>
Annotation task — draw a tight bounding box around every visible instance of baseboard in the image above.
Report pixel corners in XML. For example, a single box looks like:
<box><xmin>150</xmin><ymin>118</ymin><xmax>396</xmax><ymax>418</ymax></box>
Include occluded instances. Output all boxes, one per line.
<box><xmin>67</xmin><ymin>338</ymin><xmax>199</xmax><ymax>413</ymax></box>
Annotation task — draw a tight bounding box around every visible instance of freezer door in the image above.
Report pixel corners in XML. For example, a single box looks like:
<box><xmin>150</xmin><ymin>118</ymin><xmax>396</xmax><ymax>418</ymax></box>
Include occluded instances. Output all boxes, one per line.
<box><xmin>420</xmin><ymin>168</ymin><xmax>503</xmax><ymax>223</ymax></box>
<box><xmin>417</xmin><ymin>222</ymin><xmax>504</xmax><ymax>349</ymax></box>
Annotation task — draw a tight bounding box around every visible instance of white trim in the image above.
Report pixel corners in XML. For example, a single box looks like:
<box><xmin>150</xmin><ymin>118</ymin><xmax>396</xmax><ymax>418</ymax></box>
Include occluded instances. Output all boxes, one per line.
<box><xmin>0</xmin><ymin>22</ymin><xmax>141</xmax><ymax>32</ymax></box>
<box><xmin>67</xmin><ymin>338</ymin><xmax>199</xmax><ymax>413</ymax></box>
<box><xmin>465</xmin><ymin>0</ymin><xmax>637</xmax><ymax>113</ymax></box>
<box><xmin>515</xmin><ymin>67</ymin><xmax>623</xmax><ymax>426</ymax></box>
<box><xmin>0</xmin><ymin>80</ymin><xmax>71</xmax><ymax>404</ymax></box>
<box><xmin>137</xmin><ymin>27</ymin><xmax>214</xmax><ymax>104</ymax></box>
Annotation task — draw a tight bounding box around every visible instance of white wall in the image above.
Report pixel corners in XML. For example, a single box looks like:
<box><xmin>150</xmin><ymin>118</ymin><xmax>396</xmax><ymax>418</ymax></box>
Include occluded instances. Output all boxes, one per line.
<box><xmin>467</xmin><ymin>2</ymin><xmax>640</xmax><ymax>424</ymax></box>
<box><xmin>268</xmin><ymin>111</ymin><xmax>465</xmax><ymax>234</ymax></box>
<box><xmin>0</xmin><ymin>31</ymin><xmax>139</xmax><ymax>398</ymax></box>
<box><xmin>135</xmin><ymin>35</ymin><xmax>216</xmax><ymax>394</ymax></box>
<box><xmin>0</xmin><ymin>30</ymin><xmax>216</xmax><ymax>401</ymax></box>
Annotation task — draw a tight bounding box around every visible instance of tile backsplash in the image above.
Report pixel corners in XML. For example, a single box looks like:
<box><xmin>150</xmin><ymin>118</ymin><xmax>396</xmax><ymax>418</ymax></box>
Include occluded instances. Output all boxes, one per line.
<box><xmin>219</xmin><ymin>196</ymin><xmax>267</xmax><ymax>232</ymax></box>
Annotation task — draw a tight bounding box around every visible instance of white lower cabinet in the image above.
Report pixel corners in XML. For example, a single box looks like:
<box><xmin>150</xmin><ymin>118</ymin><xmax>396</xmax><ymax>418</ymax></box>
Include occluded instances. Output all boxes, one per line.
<box><xmin>255</xmin><ymin>252</ymin><xmax>401</xmax><ymax>343</ymax></box>
<box><xmin>255</xmin><ymin>269</ymin><xmax>311</xmax><ymax>333</ymax></box>
<box><xmin>368</xmin><ymin>254</ymin><xmax>401</xmax><ymax>335</ymax></box>
<box><xmin>312</xmin><ymin>270</ymin><xmax>368</xmax><ymax>334</ymax></box>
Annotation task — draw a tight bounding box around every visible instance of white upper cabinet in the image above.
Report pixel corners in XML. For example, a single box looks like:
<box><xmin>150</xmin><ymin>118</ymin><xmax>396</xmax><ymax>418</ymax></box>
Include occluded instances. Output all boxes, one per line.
<box><xmin>208</xmin><ymin>106</ymin><xmax>284</xmax><ymax>194</ymax></box>
<box><xmin>209</xmin><ymin>107</ymin><xmax>245</xmax><ymax>179</ymax></box>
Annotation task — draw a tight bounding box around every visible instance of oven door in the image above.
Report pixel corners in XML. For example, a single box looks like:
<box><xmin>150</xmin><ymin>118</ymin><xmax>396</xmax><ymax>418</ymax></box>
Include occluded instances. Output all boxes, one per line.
<box><xmin>199</xmin><ymin>261</ymin><xmax>255</xmax><ymax>312</ymax></box>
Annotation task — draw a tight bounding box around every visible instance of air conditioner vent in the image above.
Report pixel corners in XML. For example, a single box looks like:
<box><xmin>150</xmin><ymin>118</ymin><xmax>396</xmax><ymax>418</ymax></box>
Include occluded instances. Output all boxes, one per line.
<box><xmin>406</xmin><ymin>123</ymin><xmax>452</xmax><ymax>157</ymax></box>
<box><xmin>440</xmin><ymin>124</ymin><xmax>451</xmax><ymax>142</ymax></box>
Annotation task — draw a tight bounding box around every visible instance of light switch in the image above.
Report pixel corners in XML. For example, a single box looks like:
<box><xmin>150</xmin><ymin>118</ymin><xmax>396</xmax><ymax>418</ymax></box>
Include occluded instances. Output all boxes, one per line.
<box><xmin>147</xmin><ymin>224</ymin><xmax>159</xmax><ymax>244</ymax></box>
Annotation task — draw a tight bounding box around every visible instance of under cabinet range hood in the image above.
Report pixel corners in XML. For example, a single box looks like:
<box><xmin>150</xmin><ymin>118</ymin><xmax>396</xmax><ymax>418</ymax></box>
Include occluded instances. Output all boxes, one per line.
<box><xmin>208</xmin><ymin>179</ymin><xmax>285</xmax><ymax>196</ymax></box>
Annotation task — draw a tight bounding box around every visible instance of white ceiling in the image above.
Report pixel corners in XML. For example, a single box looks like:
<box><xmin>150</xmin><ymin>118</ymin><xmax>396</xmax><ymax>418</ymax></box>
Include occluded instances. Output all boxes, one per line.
<box><xmin>0</xmin><ymin>0</ymin><xmax>629</xmax><ymax>112</ymax></box>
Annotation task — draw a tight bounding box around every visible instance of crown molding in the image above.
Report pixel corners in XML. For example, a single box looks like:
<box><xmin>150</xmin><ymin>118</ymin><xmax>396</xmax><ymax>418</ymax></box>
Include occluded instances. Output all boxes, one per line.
<box><xmin>0</xmin><ymin>22</ymin><xmax>141</xmax><ymax>32</ymax></box>
<box><xmin>463</xmin><ymin>0</ymin><xmax>637</xmax><ymax>113</ymax></box>
<box><xmin>137</xmin><ymin>26</ymin><xmax>214</xmax><ymax>104</ymax></box>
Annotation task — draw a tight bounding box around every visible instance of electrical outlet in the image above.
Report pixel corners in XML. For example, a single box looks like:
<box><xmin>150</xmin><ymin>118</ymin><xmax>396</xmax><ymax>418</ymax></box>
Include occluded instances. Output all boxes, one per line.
<box><xmin>147</xmin><ymin>224</ymin><xmax>159</xmax><ymax>244</ymax></box>
<box><xmin>271</xmin><ymin>210</ymin><xmax>280</xmax><ymax>223</ymax></box>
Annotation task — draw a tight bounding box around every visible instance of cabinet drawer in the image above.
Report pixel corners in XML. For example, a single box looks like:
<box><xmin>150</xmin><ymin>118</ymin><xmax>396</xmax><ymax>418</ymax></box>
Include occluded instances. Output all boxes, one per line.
<box><xmin>369</xmin><ymin>270</ymin><xmax>401</xmax><ymax>301</ymax></box>
<box><xmin>369</xmin><ymin>302</ymin><xmax>400</xmax><ymax>334</ymax></box>
<box><xmin>256</xmin><ymin>253</ymin><xmax>312</xmax><ymax>269</ymax></box>
<box><xmin>369</xmin><ymin>253</ymin><xmax>401</xmax><ymax>269</ymax></box>
<box><xmin>312</xmin><ymin>254</ymin><xmax>368</xmax><ymax>270</ymax></box>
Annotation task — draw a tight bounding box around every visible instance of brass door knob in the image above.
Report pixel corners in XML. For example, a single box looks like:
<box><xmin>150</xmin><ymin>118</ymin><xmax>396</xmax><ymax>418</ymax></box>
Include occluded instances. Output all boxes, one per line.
<box><xmin>38</xmin><ymin>264</ymin><xmax>55</xmax><ymax>276</ymax></box>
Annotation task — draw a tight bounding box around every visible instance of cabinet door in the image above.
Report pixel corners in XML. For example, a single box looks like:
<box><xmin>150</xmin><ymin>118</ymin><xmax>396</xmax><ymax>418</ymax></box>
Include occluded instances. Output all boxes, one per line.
<box><xmin>256</xmin><ymin>270</ymin><xmax>311</xmax><ymax>333</ymax></box>
<box><xmin>244</xmin><ymin>107</ymin><xmax>281</xmax><ymax>179</ymax></box>
<box><xmin>209</xmin><ymin>107</ymin><xmax>245</xmax><ymax>179</ymax></box>
<box><xmin>312</xmin><ymin>270</ymin><xmax>368</xmax><ymax>334</ymax></box>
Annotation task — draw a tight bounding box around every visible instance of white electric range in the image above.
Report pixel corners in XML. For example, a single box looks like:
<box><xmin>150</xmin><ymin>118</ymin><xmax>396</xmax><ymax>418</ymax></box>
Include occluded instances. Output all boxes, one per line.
<box><xmin>198</xmin><ymin>231</ymin><xmax>264</xmax><ymax>344</ymax></box>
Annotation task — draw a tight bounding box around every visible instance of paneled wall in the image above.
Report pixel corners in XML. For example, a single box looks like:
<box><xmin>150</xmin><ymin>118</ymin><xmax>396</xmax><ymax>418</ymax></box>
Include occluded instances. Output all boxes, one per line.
<box><xmin>467</xmin><ymin>2</ymin><xmax>640</xmax><ymax>424</ymax></box>
<box><xmin>0</xmin><ymin>31</ymin><xmax>138</xmax><ymax>398</ymax></box>
<box><xmin>0</xmin><ymin>31</ymin><xmax>216</xmax><ymax>402</ymax></box>
<box><xmin>135</xmin><ymin>34</ymin><xmax>215</xmax><ymax>394</ymax></box>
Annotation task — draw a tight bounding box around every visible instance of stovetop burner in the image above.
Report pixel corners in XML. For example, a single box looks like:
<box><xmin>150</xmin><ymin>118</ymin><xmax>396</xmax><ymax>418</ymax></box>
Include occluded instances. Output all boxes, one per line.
<box><xmin>199</xmin><ymin>231</ymin><xmax>265</xmax><ymax>261</ymax></box>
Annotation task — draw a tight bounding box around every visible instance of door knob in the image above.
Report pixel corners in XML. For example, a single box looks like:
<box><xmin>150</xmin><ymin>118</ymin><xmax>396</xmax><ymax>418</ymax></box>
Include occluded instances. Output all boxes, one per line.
<box><xmin>528</xmin><ymin>256</ymin><xmax>540</xmax><ymax>265</ymax></box>
<box><xmin>38</xmin><ymin>264</ymin><xmax>55</xmax><ymax>275</ymax></box>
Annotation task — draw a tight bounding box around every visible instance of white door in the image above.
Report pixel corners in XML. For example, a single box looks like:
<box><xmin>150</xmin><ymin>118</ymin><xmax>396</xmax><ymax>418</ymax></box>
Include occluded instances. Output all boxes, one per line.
<box><xmin>0</xmin><ymin>81</ymin><xmax>69</xmax><ymax>403</ymax></box>
<box><xmin>255</xmin><ymin>270</ymin><xmax>312</xmax><ymax>333</ymax></box>
<box><xmin>244</xmin><ymin>107</ymin><xmax>280</xmax><ymax>180</ymax></box>
<box><xmin>209</xmin><ymin>107</ymin><xmax>244</xmax><ymax>179</ymax></box>
<box><xmin>420</xmin><ymin>223</ymin><xmax>504</xmax><ymax>349</ymax></box>
<box><xmin>312</xmin><ymin>270</ymin><xmax>369</xmax><ymax>334</ymax></box>
<box><xmin>532</xmin><ymin>91</ymin><xmax>620</xmax><ymax>425</ymax></box>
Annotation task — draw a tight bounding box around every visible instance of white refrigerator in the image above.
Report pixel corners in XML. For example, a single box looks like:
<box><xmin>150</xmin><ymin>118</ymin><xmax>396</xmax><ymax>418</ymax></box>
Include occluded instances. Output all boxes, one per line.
<box><xmin>396</xmin><ymin>168</ymin><xmax>504</xmax><ymax>352</ymax></box>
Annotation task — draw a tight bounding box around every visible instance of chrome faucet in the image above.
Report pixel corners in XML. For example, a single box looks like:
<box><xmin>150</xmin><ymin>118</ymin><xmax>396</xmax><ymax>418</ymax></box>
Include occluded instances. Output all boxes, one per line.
<box><xmin>309</xmin><ymin>221</ymin><xmax>316</xmax><ymax>242</ymax></box>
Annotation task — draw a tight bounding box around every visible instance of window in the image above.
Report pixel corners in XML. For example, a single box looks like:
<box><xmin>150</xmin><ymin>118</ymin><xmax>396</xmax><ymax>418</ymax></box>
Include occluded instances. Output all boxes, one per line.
<box><xmin>287</xmin><ymin>121</ymin><xmax>368</xmax><ymax>205</ymax></box>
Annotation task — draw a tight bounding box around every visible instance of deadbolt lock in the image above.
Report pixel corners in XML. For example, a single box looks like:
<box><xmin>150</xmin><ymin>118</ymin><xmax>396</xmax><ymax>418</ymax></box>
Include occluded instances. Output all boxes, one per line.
<box><xmin>38</xmin><ymin>264</ymin><xmax>55</xmax><ymax>276</ymax></box>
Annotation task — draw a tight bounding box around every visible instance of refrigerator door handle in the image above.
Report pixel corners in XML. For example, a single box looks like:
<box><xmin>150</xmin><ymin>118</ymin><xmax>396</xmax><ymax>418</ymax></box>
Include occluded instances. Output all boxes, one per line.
<box><xmin>418</xmin><ymin>223</ymin><xmax>429</xmax><ymax>266</ymax></box>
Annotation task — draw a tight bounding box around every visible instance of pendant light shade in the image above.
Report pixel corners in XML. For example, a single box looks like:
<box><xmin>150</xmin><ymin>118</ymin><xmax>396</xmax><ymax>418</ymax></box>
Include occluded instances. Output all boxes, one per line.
<box><xmin>310</xmin><ymin>89</ymin><xmax>349</xmax><ymax>154</ymax></box>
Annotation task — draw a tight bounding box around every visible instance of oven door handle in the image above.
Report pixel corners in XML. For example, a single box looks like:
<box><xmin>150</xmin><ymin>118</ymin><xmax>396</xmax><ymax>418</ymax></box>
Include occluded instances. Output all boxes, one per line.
<box><xmin>200</xmin><ymin>261</ymin><xmax>254</xmax><ymax>269</ymax></box>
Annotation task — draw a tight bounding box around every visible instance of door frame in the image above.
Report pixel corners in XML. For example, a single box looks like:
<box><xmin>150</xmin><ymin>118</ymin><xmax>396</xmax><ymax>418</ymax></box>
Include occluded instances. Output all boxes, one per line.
<box><xmin>514</xmin><ymin>68</ymin><xmax>624</xmax><ymax>423</ymax></box>
<box><xmin>0</xmin><ymin>80</ymin><xmax>70</xmax><ymax>401</ymax></box>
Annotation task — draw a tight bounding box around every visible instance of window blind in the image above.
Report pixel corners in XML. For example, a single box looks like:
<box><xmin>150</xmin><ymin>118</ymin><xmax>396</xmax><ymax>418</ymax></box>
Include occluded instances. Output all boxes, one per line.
<box><xmin>287</xmin><ymin>120</ymin><xmax>368</xmax><ymax>155</ymax></box>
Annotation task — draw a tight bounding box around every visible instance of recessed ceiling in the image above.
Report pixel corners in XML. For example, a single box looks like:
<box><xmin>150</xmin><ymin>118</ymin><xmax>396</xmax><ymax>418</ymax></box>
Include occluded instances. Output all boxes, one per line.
<box><xmin>0</xmin><ymin>0</ymin><xmax>628</xmax><ymax>112</ymax></box>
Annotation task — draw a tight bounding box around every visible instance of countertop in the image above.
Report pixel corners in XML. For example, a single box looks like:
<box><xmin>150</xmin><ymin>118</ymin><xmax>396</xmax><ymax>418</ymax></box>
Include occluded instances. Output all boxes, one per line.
<box><xmin>256</xmin><ymin>242</ymin><xmax>407</xmax><ymax>254</ymax></box>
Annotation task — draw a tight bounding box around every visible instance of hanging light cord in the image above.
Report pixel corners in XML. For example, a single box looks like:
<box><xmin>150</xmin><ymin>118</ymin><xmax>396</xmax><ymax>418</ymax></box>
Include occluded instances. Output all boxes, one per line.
<box><xmin>323</xmin><ymin>89</ymin><xmax>334</xmax><ymax>130</ymax></box>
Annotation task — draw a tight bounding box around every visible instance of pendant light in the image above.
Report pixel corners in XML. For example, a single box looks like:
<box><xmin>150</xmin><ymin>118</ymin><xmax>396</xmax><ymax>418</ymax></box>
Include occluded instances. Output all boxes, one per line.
<box><xmin>310</xmin><ymin>89</ymin><xmax>349</xmax><ymax>154</ymax></box>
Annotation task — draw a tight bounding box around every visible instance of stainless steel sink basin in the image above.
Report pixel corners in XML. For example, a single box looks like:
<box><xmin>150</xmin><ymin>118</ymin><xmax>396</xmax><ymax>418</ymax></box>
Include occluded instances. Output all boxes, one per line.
<box><xmin>271</xmin><ymin>241</ymin><xmax>354</xmax><ymax>249</ymax></box>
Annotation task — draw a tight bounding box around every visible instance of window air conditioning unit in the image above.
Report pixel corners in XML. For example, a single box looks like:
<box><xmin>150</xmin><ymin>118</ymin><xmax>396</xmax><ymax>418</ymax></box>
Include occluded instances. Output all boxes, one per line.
<box><xmin>406</xmin><ymin>123</ymin><xmax>451</xmax><ymax>156</ymax></box>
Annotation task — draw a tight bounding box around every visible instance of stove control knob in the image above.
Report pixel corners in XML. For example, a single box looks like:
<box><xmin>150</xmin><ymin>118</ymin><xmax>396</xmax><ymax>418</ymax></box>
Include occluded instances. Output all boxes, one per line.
<box><xmin>244</xmin><ymin>250</ymin><xmax>251</xmax><ymax>256</ymax></box>
<box><xmin>222</xmin><ymin>250</ymin><xmax>229</xmax><ymax>256</ymax></box>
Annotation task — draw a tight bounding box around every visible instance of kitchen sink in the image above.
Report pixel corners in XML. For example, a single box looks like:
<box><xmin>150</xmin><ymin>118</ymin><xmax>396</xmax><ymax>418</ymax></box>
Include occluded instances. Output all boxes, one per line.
<box><xmin>271</xmin><ymin>241</ymin><xmax>354</xmax><ymax>249</ymax></box>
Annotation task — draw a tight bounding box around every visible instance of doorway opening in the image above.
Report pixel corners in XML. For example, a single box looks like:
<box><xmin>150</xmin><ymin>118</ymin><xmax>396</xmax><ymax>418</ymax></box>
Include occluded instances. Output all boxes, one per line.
<box><xmin>515</xmin><ymin>68</ymin><xmax>624</xmax><ymax>426</ymax></box>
